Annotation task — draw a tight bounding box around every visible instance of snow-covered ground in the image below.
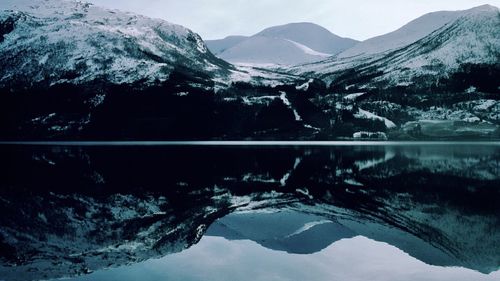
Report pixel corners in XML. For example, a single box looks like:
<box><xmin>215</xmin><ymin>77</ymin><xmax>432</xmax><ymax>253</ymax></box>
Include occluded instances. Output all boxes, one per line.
<box><xmin>355</xmin><ymin>108</ymin><xmax>397</xmax><ymax>129</ymax></box>
<box><xmin>280</xmin><ymin>91</ymin><xmax>302</xmax><ymax>121</ymax></box>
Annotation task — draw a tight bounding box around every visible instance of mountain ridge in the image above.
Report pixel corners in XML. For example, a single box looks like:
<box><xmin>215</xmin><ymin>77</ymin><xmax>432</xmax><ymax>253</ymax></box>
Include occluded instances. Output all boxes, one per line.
<box><xmin>295</xmin><ymin>4</ymin><xmax>500</xmax><ymax>89</ymax></box>
<box><xmin>206</xmin><ymin>22</ymin><xmax>358</xmax><ymax>65</ymax></box>
<box><xmin>0</xmin><ymin>0</ymin><xmax>231</xmax><ymax>88</ymax></box>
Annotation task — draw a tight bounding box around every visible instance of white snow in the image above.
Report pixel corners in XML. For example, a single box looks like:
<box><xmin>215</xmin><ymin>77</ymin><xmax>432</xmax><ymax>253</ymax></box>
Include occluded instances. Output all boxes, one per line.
<box><xmin>280</xmin><ymin>92</ymin><xmax>302</xmax><ymax>121</ymax></box>
<box><xmin>242</xmin><ymin>96</ymin><xmax>278</xmax><ymax>106</ymax></box>
<box><xmin>344</xmin><ymin>179</ymin><xmax>364</xmax><ymax>186</ymax></box>
<box><xmin>296</xmin><ymin>79</ymin><xmax>314</xmax><ymax>91</ymax></box>
<box><xmin>285</xmin><ymin>220</ymin><xmax>332</xmax><ymax>238</ymax></box>
<box><xmin>285</xmin><ymin>39</ymin><xmax>332</xmax><ymax>57</ymax></box>
<box><xmin>355</xmin><ymin>109</ymin><xmax>397</xmax><ymax>129</ymax></box>
<box><xmin>38</xmin><ymin>54</ymin><xmax>50</xmax><ymax>65</ymax></box>
<box><xmin>280</xmin><ymin>173</ymin><xmax>291</xmax><ymax>187</ymax></box>
<box><xmin>292</xmin><ymin>5</ymin><xmax>500</xmax><ymax>89</ymax></box>
<box><xmin>215</xmin><ymin>22</ymin><xmax>356</xmax><ymax>65</ymax></box>
<box><xmin>343</xmin><ymin>92</ymin><xmax>366</xmax><ymax>101</ymax></box>
<box><xmin>280</xmin><ymin>157</ymin><xmax>302</xmax><ymax>186</ymax></box>
<box><xmin>242</xmin><ymin>173</ymin><xmax>278</xmax><ymax>184</ymax></box>
<box><xmin>355</xmin><ymin>150</ymin><xmax>396</xmax><ymax>171</ymax></box>
<box><xmin>353</xmin><ymin>132</ymin><xmax>388</xmax><ymax>140</ymax></box>
<box><xmin>226</xmin><ymin>64</ymin><xmax>297</xmax><ymax>88</ymax></box>
<box><xmin>338</xmin><ymin>9</ymin><xmax>466</xmax><ymax>58</ymax></box>
<box><xmin>296</xmin><ymin>188</ymin><xmax>313</xmax><ymax>199</ymax></box>
<box><xmin>304</xmin><ymin>124</ymin><xmax>320</xmax><ymax>131</ymax></box>
<box><xmin>473</xmin><ymin>100</ymin><xmax>496</xmax><ymax>111</ymax></box>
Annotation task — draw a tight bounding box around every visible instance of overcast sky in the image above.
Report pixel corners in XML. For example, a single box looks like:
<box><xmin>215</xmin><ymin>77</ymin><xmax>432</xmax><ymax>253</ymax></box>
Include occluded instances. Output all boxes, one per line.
<box><xmin>87</xmin><ymin>0</ymin><xmax>500</xmax><ymax>40</ymax></box>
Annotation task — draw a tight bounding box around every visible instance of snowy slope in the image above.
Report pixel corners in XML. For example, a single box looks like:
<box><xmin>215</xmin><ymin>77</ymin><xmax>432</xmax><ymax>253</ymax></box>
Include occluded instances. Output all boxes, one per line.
<box><xmin>294</xmin><ymin>5</ymin><xmax>500</xmax><ymax>88</ymax></box>
<box><xmin>205</xmin><ymin>35</ymin><xmax>248</xmax><ymax>55</ymax></box>
<box><xmin>338</xmin><ymin>9</ymin><xmax>467</xmax><ymax>58</ymax></box>
<box><xmin>215</xmin><ymin>22</ymin><xmax>358</xmax><ymax>65</ymax></box>
<box><xmin>0</xmin><ymin>0</ymin><xmax>229</xmax><ymax>88</ymax></box>
<box><xmin>370</xmin><ymin>4</ymin><xmax>500</xmax><ymax>87</ymax></box>
<box><xmin>256</xmin><ymin>22</ymin><xmax>358</xmax><ymax>55</ymax></box>
<box><xmin>218</xmin><ymin>36</ymin><xmax>331</xmax><ymax>65</ymax></box>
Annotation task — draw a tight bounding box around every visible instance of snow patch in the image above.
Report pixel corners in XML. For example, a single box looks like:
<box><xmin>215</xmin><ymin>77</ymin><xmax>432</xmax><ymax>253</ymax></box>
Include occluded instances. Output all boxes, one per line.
<box><xmin>279</xmin><ymin>91</ymin><xmax>302</xmax><ymax>121</ymax></box>
<box><xmin>285</xmin><ymin>39</ymin><xmax>332</xmax><ymax>57</ymax></box>
<box><xmin>296</xmin><ymin>79</ymin><xmax>314</xmax><ymax>91</ymax></box>
<box><xmin>344</xmin><ymin>179</ymin><xmax>364</xmax><ymax>186</ymax></box>
<box><xmin>285</xmin><ymin>220</ymin><xmax>332</xmax><ymax>238</ymax></box>
<box><xmin>355</xmin><ymin>150</ymin><xmax>396</xmax><ymax>171</ymax></box>
<box><xmin>355</xmin><ymin>108</ymin><xmax>397</xmax><ymax>129</ymax></box>
<box><xmin>343</xmin><ymin>92</ymin><xmax>366</xmax><ymax>101</ymax></box>
<box><xmin>353</xmin><ymin>131</ymin><xmax>388</xmax><ymax>140</ymax></box>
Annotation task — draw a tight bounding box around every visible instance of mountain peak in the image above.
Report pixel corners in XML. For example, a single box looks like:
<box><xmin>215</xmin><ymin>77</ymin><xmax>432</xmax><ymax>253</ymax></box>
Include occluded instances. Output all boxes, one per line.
<box><xmin>257</xmin><ymin>22</ymin><xmax>332</xmax><ymax>33</ymax></box>
<box><xmin>207</xmin><ymin>22</ymin><xmax>358</xmax><ymax>65</ymax></box>
<box><xmin>467</xmin><ymin>4</ymin><xmax>499</xmax><ymax>12</ymax></box>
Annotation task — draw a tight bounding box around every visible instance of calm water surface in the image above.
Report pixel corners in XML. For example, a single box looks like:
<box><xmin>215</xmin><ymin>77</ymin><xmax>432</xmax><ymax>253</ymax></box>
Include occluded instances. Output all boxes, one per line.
<box><xmin>1</xmin><ymin>143</ymin><xmax>499</xmax><ymax>281</ymax></box>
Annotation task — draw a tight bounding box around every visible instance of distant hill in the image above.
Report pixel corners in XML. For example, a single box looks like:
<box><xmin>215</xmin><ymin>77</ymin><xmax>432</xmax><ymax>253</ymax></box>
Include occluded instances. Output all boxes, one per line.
<box><xmin>205</xmin><ymin>22</ymin><xmax>358</xmax><ymax>65</ymax></box>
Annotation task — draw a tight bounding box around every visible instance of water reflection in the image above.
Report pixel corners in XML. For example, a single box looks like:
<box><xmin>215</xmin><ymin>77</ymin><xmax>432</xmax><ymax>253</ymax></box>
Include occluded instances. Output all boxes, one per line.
<box><xmin>56</xmin><ymin>236</ymin><xmax>500</xmax><ymax>281</ymax></box>
<box><xmin>0</xmin><ymin>144</ymin><xmax>499</xmax><ymax>281</ymax></box>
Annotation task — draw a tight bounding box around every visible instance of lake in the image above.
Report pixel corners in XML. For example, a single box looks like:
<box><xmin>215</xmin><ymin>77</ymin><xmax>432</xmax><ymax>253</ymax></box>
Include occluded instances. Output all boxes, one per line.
<box><xmin>1</xmin><ymin>142</ymin><xmax>499</xmax><ymax>281</ymax></box>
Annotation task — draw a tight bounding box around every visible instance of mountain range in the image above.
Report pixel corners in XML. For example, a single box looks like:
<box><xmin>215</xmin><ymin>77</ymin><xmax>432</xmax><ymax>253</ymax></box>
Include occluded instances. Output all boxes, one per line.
<box><xmin>0</xmin><ymin>0</ymin><xmax>499</xmax><ymax>141</ymax></box>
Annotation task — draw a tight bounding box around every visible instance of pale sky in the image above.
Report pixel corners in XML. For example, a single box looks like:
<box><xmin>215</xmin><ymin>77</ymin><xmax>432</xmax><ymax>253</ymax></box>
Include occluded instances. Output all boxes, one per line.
<box><xmin>87</xmin><ymin>0</ymin><xmax>500</xmax><ymax>40</ymax></box>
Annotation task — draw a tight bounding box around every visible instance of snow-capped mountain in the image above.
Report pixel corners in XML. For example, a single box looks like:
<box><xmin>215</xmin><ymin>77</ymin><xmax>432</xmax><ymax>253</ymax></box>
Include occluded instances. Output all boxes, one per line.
<box><xmin>206</xmin><ymin>22</ymin><xmax>358</xmax><ymax>65</ymax></box>
<box><xmin>338</xmin><ymin>9</ymin><xmax>467</xmax><ymax>58</ymax></box>
<box><xmin>255</xmin><ymin>22</ymin><xmax>358</xmax><ymax>55</ymax></box>
<box><xmin>278</xmin><ymin>5</ymin><xmax>500</xmax><ymax>140</ymax></box>
<box><xmin>0</xmin><ymin>0</ymin><xmax>229</xmax><ymax>88</ymax></box>
<box><xmin>297</xmin><ymin>5</ymin><xmax>500</xmax><ymax>89</ymax></box>
<box><xmin>0</xmin><ymin>0</ymin><xmax>306</xmax><ymax>140</ymax></box>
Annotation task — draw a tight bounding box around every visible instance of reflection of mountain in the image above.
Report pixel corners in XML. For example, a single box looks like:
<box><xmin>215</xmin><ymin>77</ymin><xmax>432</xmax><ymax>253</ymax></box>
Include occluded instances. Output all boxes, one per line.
<box><xmin>207</xmin><ymin>211</ymin><xmax>355</xmax><ymax>254</ymax></box>
<box><xmin>206</xmin><ymin>210</ymin><xmax>465</xmax><ymax>268</ymax></box>
<box><xmin>1</xmin><ymin>145</ymin><xmax>499</xmax><ymax>280</ymax></box>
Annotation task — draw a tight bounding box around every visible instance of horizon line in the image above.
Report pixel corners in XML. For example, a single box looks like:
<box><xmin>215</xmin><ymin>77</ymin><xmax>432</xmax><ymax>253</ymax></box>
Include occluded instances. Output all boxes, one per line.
<box><xmin>1</xmin><ymin>141</ymin><xmax>499</xmax><ymax>146</ymax></box>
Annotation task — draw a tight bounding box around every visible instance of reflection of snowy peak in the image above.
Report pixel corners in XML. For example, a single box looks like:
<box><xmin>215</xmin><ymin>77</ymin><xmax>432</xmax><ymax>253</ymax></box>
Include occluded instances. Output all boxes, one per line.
<box><xmin>207</xmin><ymin>22</ymin><xmax>358</xmax><ymax>65</ymax></box>
<box><xmin>207</xmin><ymin>211</ymin><xmax>355</xmax><ymax>254</ymax></box>
<box><xmin>1</xmin><ymin>146</ymin><xmax>499</xmax><ymax>280</ymax></box>
<box><xmin>0</xmin><ymin>0</ymin><xmax>228</xmax><ymax>87</ymax></box>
